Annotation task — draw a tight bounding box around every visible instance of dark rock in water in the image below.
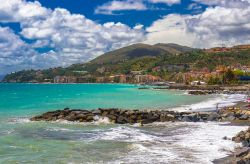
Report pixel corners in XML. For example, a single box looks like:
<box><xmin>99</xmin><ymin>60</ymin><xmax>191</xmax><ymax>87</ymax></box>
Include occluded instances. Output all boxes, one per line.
<box><xmin>227</xmin><ymin>115</ymin><xmax>236</xmax><ymax>121</ymax></box>
<box><xmin>240</xmin><ymin>115</ymin><xmax>249</xmax><ymax>120</ymax></box>
<box><xmin>107</xmin><ymin>114</ymin><xmax>117</xmax><ymax>121</ymax></box>
<box><xmin>117</xmin><ymin>116</ymin><xmax>129</xmax><ymax>124</ymax></box>
<box><xmin>30</xmin><ymin>107</ymin><xmax>250</xmax><ymax>125</ymax></box>
<box><xmin>223</xmin><ymin>136</ymin><xmax>229</xmax><ymax>140</ymax></box>
<box><xmin>188</xmin><ymin>90</ymin><xmax>215</xmax><ymax>95</ymax></box>
<box><xmin>160</xmin><ymin>114</ymin><xmax>175</xmax><ymax>122</ymax></box>
<box><xmin>235</xmin><ymin>148</ymin><xmax>250</xmax><ymax>157</ymax></box>
<box><xmin>182</xmin><ymin>116</ymin><xmax>192</xmax><ymax>122</ymax></box>
<box><xmin>207</xmin><ymin>113</ymin><xmax>221</xmax><ymax>121</ymax></box>
<box><xmin>182</xmin><ymin>113</ymin><xmax>199</xmax><ymax>122</ymax></box>
<box><xmin>236</xmin><ymin>158</ymin><xmax>246</xmax><ymax>164</ymax></box>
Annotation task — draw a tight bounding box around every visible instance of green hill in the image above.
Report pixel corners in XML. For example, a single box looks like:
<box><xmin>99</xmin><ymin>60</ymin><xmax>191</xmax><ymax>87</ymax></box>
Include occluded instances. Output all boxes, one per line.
<box><xmin>90</xmin><ymin>43</ymin><xmax>194</xmax><ymax>65</ymax></box>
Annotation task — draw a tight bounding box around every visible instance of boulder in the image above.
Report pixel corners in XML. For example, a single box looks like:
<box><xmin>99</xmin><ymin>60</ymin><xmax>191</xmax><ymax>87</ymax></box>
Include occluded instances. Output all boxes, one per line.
<box><xmin>182</xmin><ymin>113</ymin><xmax>199</xmax><ymax>122</ymax></box>
<box><xmin>107</xmin><ymin>114</ymin><xmax>117</xmax><ymax>121</ymax></box>
<box><xmin>207</xmin><ymin>113</ymin><xmax>221</xmax><ymax>121</ymax></box>
<box><xmin>117</xmin><ymin>116</ymin><xmax>129</xmax><ymax>124</ymax></box>
<box><xmin>235</xmin><ymin>148</ymin><xmax>250</xmax><ymax>157</ymax></box>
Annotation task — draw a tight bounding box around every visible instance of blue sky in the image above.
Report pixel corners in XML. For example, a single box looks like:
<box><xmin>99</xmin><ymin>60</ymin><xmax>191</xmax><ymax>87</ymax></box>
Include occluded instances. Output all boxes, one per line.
<box><xmin>28</xmin><ymin>0</ymin><xmax>203</xmax><ymax>27</ymax></box>
<box><xmin>0</xmin><ymin>0</ymin><xmax>249</xmax><ymax>74</ymax></box>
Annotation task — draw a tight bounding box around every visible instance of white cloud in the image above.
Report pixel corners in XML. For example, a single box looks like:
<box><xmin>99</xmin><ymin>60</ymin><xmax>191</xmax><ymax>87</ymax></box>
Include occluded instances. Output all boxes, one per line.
<box><xmin>186</xmin><ymin>1</ymin><xmax>250</xmax><ymax>47</ymax></box>
<box><xmin>95</xmin><ymin>0</ymin><xmax>147</xmax><ymax>15</ymax></box>
<box><xmin>145</xmin><ymin>0</ymin><xmax>250</xmax><ymax>48</ymax></box>
<box><xmin>149</xmin><ymin>0</ymin><xmax>181</xmax><ymax>5</ymax></box>
<box><xmin>187</xmin><ymin>3</ymin><xmax>202</xmax><ymax>10</ymax></box>
<box><xmin>0</xmin><ymin>26</ymin><xmax>38</xmax><ymax>74</ymax></box>
<box><xmin>95</xmin><ymin>0</ymin><xmax>181</xmax><ymax>15</ymax></box>
<box><xmin>194</xmin><ymin>0</ymin><xmax>250</xmax><ymax>8</ymax></box>
<box><xmin>0</xmin><ymin>0</ymin><xmax>49</xmax><ymax>22</ymax></box>
<box><xmin>0</xmin><ymin>0</ymin><xmax>145</xmax><ymax>74</ymax></box>
<box><xmin>145</xmin><ymin>14</ymin><xmax>197</xmax><ymax>47</ymax></box>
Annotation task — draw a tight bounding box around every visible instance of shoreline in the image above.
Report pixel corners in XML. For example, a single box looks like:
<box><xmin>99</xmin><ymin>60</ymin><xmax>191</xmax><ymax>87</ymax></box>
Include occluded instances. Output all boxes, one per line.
<box><xmin>29</xmin><ymin>93</ymin><xmax>250</xmax><ymax>163</ymax></box>
<box><xmin>213</xmin><ymin>100</ymin><xmax>250</xmax><ymax>164</ymax></box>
<box><xmin>5</xmin><ymin>83</ymin><xmax>248</xmax><ymax>163</ymax></box>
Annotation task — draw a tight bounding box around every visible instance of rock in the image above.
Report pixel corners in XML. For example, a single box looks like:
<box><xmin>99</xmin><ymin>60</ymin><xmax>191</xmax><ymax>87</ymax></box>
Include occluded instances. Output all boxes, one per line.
<box><xmin>31</xmin><ymin>108</ymin><xmax>243</xmax><ymax>124</ymax></box>
<box><xmin>107</xmin><ymin>114</ymin><xmax>117</xmax><ymax>121</ymax></box>
<box><xmin>236</xmin><ymin>159</ymin><xmax>245</xmax><ymax>164</ymax></box>
<box><xmin>223</xmin><ymin>136</ymin><xmax>228</xmax><ymax>140</ymax></box>
<box><xmin>182</xmin><ymin>113</ymin><xmax>199</xmax><ymax>122</ymax></box>
<box><xmin>160</xmin><ymin>114</ymin><xmax>175</xmax><ymax>122</ymax></box>
<box><xmin>86</xmin><ymin>115</ymin><xmax>94</xmax><ymax>122</ymax></box>
<box><xmin>117</xmin><ymin>116</ymin><xmax>129</xmax><ymax>124</ymax></box>
<box><xmin>188</xmin><ymin>90</ymin><xmax>215</xmax><ymax>95</ymax></box>
<box><xmin>207</xmin><ymin>113</ymin><xmax>221</xmax><ymax>121</ymax></box>
<box><xmin>182</xmin><ymin>116</ymin><xmax>192</xmax><ymax>122</ymax></box>
<box><xmin>240</xmin><ymin>115</ymin><xmax>249</xmax><ymax>120</ymax></box>
<box><xmin>227</xmin><ymin>115</ymin><xmax>236</xmax><ymax>121</ymax></box>
<box><xmin>235</xmin><ymin>148</ymin><xmax>250</xmax><ymax>158</ymax></box>
<box><xmin>141</xmin><ymin>119</ymin><xmax>154</xmax><ymax>124</ymax></box>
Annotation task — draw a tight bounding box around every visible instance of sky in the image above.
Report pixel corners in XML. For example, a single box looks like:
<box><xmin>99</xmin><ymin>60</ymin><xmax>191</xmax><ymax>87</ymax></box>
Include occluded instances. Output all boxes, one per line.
<box><xmin>0</xmin><ymin>0</ymin><xmax>250</xmax><ymax>74</ymax></box>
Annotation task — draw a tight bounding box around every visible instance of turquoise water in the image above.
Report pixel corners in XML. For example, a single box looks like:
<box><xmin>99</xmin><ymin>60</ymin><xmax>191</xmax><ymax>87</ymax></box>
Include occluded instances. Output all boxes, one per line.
<box><xmin>0</xmin><ymin>83</ymin><xmax>233</xmax><ymax>163</ymax></box>
<box><xmin>0</xmin><ymin>83</ymin><xmax>210</xmax><ymax>117</ymax></box>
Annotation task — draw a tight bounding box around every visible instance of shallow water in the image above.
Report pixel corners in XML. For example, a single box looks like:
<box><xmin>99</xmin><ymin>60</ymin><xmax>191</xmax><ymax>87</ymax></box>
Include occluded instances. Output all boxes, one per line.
<box><xmin>0</xmin><ymin>83</ymin><xmax>247</xmax><ymax>163</ymax></box>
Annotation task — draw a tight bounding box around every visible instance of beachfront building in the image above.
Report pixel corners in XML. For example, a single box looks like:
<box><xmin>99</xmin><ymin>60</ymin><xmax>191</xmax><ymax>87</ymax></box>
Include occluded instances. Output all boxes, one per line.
<box><xmin>53</xmin><ymin>76</ymin><xmax>77</xmax><ymax>83</ymax></box>
<box><xmin>191</xmin><ymin>81</ymin><xmax>207</xmax><ymax>85</ymax></box>
<box><xmin>134</xmin><ymin>74</ymin><xmax>161</xmax><ymax>83</ymax></box>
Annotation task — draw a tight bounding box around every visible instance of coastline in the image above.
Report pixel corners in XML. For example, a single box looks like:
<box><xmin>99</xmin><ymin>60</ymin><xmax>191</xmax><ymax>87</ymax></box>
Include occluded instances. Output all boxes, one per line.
<box><xmin>1</xmin><ymin>83</ymin><xmax>249</xmax><ymax>163</ymax></box>
<box><xmin>213</xmin><ymin>100</ymin><xmax>250</xmax><ymax>164</ymax></box>
<box><xmin>28</xmin><ymin>90</ymin><xmax>250</xmax><ymax>163</ymax></box>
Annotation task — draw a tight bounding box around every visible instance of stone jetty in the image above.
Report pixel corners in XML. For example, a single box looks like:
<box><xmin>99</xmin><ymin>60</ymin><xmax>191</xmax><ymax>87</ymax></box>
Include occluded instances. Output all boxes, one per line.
<box><xmin>232</xmin><ymin>127</ymin><xmax>250</xmax><ymax>164</ymax></box>
<box><xmin>30</xmin><ymin>106</ymin><xmax>250</xmax><ymax>124</ymax></box>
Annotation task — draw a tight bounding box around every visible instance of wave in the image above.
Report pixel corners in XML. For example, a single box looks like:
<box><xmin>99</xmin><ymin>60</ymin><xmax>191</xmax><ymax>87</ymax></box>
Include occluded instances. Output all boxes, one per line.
<box><xmin>107</xmin><ymin>122</ymin><xmax>248</xmax><ymax>164</ymax></box>
<box><xmin>171</xmin><ymin>93</ymin><xmax>247</xmax><ymax>112</ymax></box>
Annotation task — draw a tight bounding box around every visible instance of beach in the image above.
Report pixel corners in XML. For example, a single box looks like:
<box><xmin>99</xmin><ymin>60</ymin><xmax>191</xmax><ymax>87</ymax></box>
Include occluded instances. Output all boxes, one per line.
<box><xmin>0</xmin><ymin>83</ymin><xmax>249</xmax><ymax>163</ymax></box>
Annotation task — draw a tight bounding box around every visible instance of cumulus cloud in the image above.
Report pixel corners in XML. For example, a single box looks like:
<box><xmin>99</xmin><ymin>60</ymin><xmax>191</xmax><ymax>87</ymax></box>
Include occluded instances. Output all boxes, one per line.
<box><xmin>187</xmin><ymin>1</ymin><xmax>250</xmax><ymax>47</ymax></box>
<box><xmin>194</xmin><ymin>0</ymin><xmax>250</xmax><ymax>8</ymax></box>
<box><xmin>0</xmin><ymin>0</ymin><xmax>145</xmax><ymax>74</ymax></box>
<box><xmin>148</xmin><ymin>0</ymin><xmax>181</xmax><ymax>5</ymax></box>
<box><xmin>0</xmin><ymin>0</ymin><xmax>49</xmax><ymax>22</ymax></box>
<box><xmin>0</xmin><ymin>26</ymin><xmax>37</xmax><ymax>74</ymax></box>
<box><xmin>95</xmin><ymin>0</ymin><xmax>147</xmax><ymax>15</ymax></box>
<box><xmin>145</xmin><ymin>14</ymin><xmax>196</xmax><ymax>47</ymax></box>
<box><xmin>95</xmin><ymin>0</ymin><xmax>181</xmax><ymax>15</ymax></box>
<box><xmin>187</xmin><ymin>3</ymin><xmax>202</xmax><ymax>10</ymax></box>
<box><xmin>145</xmin><ymin>0</ymin><xmax>250</xmax><ymax>48</ymax></box>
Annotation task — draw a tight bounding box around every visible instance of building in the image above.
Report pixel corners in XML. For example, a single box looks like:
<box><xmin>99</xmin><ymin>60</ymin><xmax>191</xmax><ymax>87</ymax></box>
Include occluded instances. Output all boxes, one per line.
<box><xmin>191</xmin><ymin>81</ymin><xmax>207</xmax><ymax>85</ymax></box>
<box><xmin>134</xmin><ymin>75</ymin><xmax>161</xmax><ymax>83</ymax></box>
<box><xmin>53</xmin><ymin>76</ymin><xmax>77</xmax><ymax>83</ymax></box>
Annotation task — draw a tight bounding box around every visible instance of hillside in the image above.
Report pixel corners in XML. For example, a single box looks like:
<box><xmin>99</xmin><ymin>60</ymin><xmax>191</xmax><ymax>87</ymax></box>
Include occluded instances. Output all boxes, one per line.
<box><xmin>90</xmin><ymin>43</ymin><xmax>193</xmax><ymax>65</ymax></box>
<box><xmin>2</xmin><ymin>43</ymin><xmax>250</xmax><ymax>83</ymax></box>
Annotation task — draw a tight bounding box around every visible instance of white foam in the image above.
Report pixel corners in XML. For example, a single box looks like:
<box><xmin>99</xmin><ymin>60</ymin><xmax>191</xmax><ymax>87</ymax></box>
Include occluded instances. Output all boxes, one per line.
<box><xmin>94</xmin><ymin>126</ymin><xmax>158</xmax><ymax>142</ymax></box>
<box><xmin>173</xmin><ymin>122</ymin><xmax>248</xmax><ymax>163</ymax></box>
<box><xmin>45</xmin><ymin>127</ymin><xmax>77</xmax><ymax>132</ymax></box>
<box><xmin>107</xmin><ymin>122</ymin><xmax>247</xmax><ymax>164</ymax></box>
<box><xmin>170</xmin><ymin>94</ymin><xmax>247</xmax><ymax>112</ymax></box>
<box><xmin>8</xmin><ymin>118</ymin><xmax>31</xmax><ymax>124</ymax></box>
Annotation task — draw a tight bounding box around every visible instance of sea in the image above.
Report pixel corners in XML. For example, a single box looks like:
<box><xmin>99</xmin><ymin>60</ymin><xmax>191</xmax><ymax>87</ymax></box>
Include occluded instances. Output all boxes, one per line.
<box><xmin>0</xmin><ymin>83</ymin><xmax>248</xmax><ymax>163</ymax></box>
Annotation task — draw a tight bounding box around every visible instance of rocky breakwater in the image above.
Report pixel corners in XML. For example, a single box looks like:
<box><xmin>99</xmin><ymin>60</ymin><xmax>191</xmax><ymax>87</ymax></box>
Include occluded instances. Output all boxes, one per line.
<box><xmin>218</xmin><ymin>107</ymin><xmax>250</xmax><ymax>122</ymax></box>
<box><xmin>232</xmin><ymin>127</ymin><xmax>250</xmax><ymax>164</ymax></box>
<box><xmin>188</xmin><ymin>90</ymin><xmax>216</xmax><ymax>95</ymax></box>
<box><xmin>30</xmin><ymin>108</ymin><xmax>223</xmax><ymax>124</ymax></box>
<box><xmin>30</xmin><ymin>106</ymin><xmax>250</xmax><ymax>124</ymax></box>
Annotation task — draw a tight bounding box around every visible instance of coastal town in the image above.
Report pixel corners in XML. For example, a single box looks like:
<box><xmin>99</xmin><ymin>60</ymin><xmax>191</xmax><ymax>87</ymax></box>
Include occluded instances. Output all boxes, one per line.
<box><xmin>51</xmin><ymin>64</ymin><xmax>250</xmax><ymax>85</ymax></box>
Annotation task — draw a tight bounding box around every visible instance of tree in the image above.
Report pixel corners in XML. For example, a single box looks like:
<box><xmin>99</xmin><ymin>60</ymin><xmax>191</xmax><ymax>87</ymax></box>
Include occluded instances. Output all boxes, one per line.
<box><xmin>222</xmin><ymin>69</ymin><xmax>236</xmax><ymax>84</ymax></box>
